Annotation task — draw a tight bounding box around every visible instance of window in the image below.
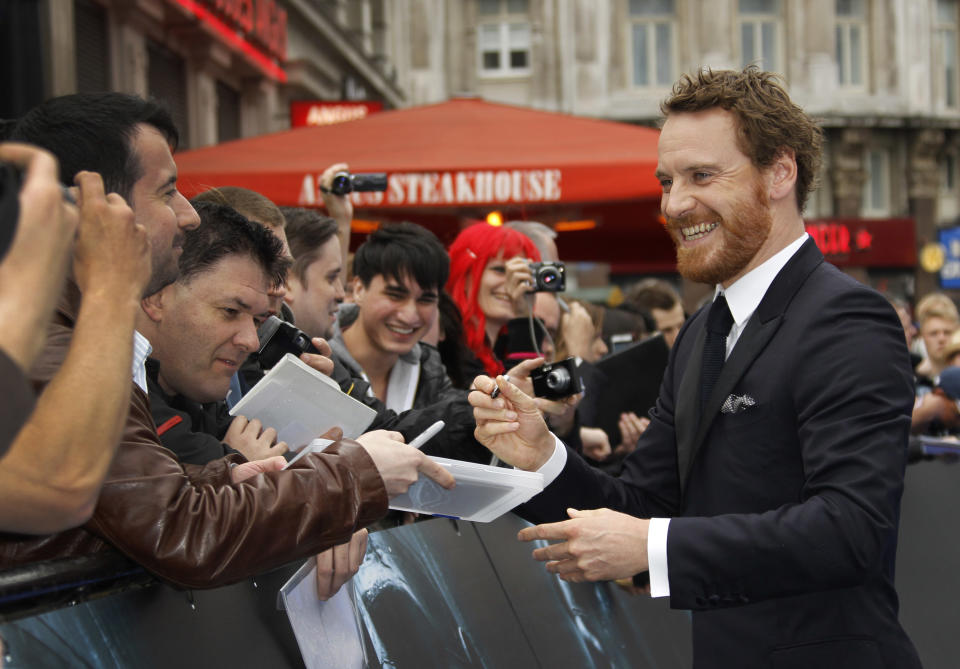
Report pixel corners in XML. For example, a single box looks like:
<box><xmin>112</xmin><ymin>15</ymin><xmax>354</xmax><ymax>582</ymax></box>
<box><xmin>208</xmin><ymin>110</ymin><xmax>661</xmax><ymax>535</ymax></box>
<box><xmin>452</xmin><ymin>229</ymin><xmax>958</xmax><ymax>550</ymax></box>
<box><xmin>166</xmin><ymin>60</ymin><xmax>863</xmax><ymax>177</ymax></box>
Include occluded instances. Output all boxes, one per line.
<box><xmin>862</xmin><ymin>149</ymin><xmax>890</xmax><ymax>216</ymax></box>
<box><xmin>477</xmin><ymin>0</ymin><xmax>530</xmax><ymax>77</ymax></box>
<box><xmin>942</xmin><ymin>152</ymin><xmax>958</xmax><ymax>193</ymax></box>
<box><xmin>738</xmin><ymin>0</ymin><xmax>781</xmax><ymax>73</ymax></box>
<box><xmin>937</xmin><ymin>0</ymin><xmax>959</xmax><ymax>108</ymax></box>
<box><xmin>835</xmin><ymin>0</ymin><xmax>866</xmax><ymax>88</ymax></box>
<box><xmin>629</xmin><ymin>0</ymin><xmax>675</xmax><ymax>88</ymax></box>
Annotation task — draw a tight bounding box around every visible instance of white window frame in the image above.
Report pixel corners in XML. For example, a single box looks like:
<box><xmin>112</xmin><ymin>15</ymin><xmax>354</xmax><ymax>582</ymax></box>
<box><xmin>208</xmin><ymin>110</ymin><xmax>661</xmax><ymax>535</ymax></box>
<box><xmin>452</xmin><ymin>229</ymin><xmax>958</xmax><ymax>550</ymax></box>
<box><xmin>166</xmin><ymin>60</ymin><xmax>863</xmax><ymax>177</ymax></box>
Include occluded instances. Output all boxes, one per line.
<box><xmin>477</xmin><ymin>0</ymin><xmax>531</xmax><ymax>78</ymax></box>
<box><xmin>862</xmin><ymin>148</ymin><xmax>891</xmax><ymax>217</ymax></box>
<box><xmin>627</xmin><ymin>0</ymin><xmax>677</xmax><ymax>90</ymax></box>
<box><xmin>737</xmin><ymin>0</ymin><xmax>783</xmax><ymax>74</ymax></box>
<box><xmin>936</xmin><ymin>0</ymin><xmax>959</xmax><ymax>109</ymax></box>
<box><xmin>835</xmin><ymin>0</ymin><xmax>867</xmax><ymax>89</ymax></box>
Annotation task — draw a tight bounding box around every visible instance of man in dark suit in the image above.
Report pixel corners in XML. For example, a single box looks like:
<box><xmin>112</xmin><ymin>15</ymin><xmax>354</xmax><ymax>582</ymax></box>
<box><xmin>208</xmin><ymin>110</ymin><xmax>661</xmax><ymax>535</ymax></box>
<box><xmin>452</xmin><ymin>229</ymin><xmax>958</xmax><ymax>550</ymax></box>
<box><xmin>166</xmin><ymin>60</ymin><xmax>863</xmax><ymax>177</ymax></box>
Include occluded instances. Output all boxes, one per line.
<box><xmin>469</xmin><ymin>67</ymin><xmax>921</xmax><ymax>668</ymax></box>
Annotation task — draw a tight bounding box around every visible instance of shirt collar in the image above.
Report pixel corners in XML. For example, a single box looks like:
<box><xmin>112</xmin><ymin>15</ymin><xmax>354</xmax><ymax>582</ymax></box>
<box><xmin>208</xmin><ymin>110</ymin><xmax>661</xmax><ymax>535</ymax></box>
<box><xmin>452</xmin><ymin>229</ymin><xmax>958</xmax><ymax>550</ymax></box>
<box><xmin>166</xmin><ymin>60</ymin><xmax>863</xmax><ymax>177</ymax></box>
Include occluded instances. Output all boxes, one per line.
<box><xmin>132</xmin><ymin>330</ymin><xmax>153</xmax><ymax>394</ymax></box>
<box><xmin>717</xmin><ymin>233</ymin><xmax>808</xmax><ymax>328</ymax></box>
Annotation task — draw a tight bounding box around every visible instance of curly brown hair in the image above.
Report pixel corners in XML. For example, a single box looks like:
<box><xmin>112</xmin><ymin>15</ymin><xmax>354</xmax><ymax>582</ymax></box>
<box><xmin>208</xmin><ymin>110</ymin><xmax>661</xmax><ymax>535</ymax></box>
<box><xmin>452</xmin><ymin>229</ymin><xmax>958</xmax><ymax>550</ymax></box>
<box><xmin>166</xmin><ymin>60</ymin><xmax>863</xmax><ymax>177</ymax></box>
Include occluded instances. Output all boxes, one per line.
<box><xmin>660</xmin><ymin>67</ymin><xmax>823</xmax><ymax>212</ymax></box>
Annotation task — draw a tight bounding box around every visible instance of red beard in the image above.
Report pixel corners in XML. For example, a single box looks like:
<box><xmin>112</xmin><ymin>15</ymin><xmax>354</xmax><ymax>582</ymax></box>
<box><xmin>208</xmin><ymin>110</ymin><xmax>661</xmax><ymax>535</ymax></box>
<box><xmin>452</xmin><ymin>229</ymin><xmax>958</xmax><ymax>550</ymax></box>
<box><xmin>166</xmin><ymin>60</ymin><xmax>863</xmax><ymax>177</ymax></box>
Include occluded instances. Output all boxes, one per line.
<box><xmin>664</xmin><ymin>180</ymin><xmax>772</xmax><ymax>285</ymax></box>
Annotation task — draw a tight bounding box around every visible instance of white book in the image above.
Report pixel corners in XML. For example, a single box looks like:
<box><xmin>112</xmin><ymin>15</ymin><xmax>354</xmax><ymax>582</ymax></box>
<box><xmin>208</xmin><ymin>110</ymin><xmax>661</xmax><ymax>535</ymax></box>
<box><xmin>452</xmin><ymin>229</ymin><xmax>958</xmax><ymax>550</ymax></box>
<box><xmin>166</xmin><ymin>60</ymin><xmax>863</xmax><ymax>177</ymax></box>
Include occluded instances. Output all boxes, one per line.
<box><xmin>229</xmin><ymin>353</ymin><xmax>377</xmax><ymax>450</ymax></box>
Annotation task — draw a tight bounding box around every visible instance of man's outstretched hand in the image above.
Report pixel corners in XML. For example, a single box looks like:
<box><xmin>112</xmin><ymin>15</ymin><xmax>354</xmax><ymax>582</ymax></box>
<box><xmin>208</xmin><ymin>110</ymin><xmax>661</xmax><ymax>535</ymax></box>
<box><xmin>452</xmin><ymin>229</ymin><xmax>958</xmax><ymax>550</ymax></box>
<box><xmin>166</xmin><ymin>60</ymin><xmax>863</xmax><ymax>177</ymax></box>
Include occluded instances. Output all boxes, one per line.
<box><xmin>518</xmin><ymin>508</ymin><xmax>650</xmax><ymax>583</ymax></box>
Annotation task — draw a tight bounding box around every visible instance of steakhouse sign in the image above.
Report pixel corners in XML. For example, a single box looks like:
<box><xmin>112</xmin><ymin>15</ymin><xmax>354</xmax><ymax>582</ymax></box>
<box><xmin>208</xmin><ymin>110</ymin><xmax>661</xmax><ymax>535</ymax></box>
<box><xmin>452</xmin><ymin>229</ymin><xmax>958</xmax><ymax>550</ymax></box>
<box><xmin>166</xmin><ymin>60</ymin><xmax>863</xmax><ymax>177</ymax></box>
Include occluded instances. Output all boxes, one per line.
<box><xmin>298</xmin><ymin>169</ymin><xmax>563</xmax><ymax>207</ymax></box>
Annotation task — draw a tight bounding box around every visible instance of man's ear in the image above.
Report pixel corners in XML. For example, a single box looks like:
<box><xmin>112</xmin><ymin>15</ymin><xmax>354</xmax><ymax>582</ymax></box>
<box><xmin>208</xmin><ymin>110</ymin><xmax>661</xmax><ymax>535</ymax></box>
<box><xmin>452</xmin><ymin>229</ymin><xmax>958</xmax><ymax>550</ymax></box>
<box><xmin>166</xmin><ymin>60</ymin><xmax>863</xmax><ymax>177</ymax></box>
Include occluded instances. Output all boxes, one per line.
<box><xmin>140</xmin><ymin>287</ymin><xmax>169</xmax><ymax>324</ymax></box>
<box><xmin>767</xmin><ymin>149</ymin><xmax>798</xmax><ymax>203</ymax></box>
<box><xmin>352</xmin><ymin>277</ymin><xmax>366</xmax><ymax>305</ymax></box>
<box><xmin>284</xmin><ymin>274</ymin><xmax>302</xmax><ymax>306</ymax></box>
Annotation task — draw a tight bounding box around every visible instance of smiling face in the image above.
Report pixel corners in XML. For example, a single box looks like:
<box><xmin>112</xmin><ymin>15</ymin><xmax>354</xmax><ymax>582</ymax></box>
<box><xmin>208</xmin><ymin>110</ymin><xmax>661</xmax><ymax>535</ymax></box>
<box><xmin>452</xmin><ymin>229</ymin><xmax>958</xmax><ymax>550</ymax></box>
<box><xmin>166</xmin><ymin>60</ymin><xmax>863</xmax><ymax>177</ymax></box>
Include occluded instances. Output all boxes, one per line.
<box><xmin>284</xmin><ymin>236</ymin><xmax>344</xmax><ymax>339</ymax></box>
<box><xmin>128</xmin><ymin>124</ymin><xmax>201</xmax><ymax>296</ymax></box>
<box><xmin>656</xmin><ymin>109</ymin><xmax>776</xmax><ymax>287</ymax></box>
<box><xmin>351</xmin><ymin>273</ymin><xmax>439</xmax><ymax>358</ymax></box>
<box><xmin>151</xmin><ymin>254</ymin><xmax>272</xmax><ymax>403</ymax></box>
<box><xmin>477</xmin><ymin>254</ymin><xmax>520</xmax><ymax>330</ymax></box>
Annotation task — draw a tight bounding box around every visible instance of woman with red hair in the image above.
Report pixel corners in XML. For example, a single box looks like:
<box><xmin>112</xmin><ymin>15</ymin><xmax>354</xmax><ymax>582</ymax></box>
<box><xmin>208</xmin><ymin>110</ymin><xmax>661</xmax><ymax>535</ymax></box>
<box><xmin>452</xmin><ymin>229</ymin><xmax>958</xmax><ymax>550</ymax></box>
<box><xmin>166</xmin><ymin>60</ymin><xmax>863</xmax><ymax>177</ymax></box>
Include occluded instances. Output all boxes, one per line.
<box><xmin>446</xmin><ymin>223</ymin><xmax>540</xmax><ymax>377</ymax></box>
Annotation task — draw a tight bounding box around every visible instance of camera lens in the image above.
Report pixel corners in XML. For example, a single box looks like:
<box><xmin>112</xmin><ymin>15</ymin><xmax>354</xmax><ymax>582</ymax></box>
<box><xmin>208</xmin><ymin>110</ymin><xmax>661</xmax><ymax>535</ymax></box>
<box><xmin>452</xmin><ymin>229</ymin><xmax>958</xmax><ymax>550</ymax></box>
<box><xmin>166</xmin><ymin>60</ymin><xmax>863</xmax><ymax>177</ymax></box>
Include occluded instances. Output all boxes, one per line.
<box><xmin>331</xmin><ymin>173</ymin><xmax>352</xmax><ymax>196</ymax></box>
<box><xmin>545</xmin><ymin>367</ymin><xmax>571</xmax><ymax>392</ymax></box>
<box><xmin>539</xmin><ymin>268</ymin><xmax>559</xmax><ymax>286</ymax></box>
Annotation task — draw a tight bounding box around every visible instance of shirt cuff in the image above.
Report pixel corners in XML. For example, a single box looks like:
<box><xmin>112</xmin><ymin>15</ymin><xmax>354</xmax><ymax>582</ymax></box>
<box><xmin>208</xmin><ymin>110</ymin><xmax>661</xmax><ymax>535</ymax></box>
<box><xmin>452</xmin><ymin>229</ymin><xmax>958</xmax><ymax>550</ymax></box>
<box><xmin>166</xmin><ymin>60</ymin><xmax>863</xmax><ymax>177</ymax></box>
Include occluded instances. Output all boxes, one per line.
<box><xmin>533</xmin><ymin>433</ymin><xmax>568</xmax><ymax>486</ymax></box>
<box><xmin>648</xmin><ymin>517</ymin><xmax>671</xmax><ymax>598</ymax></box>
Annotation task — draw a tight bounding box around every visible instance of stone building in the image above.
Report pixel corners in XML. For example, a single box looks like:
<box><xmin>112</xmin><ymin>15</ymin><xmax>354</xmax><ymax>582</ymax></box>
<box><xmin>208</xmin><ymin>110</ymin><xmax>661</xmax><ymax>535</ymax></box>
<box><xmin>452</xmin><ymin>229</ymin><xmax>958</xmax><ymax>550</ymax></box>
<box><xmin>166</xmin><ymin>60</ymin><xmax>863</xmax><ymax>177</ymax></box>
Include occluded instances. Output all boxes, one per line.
<box><xmin>383</xmin><ymin>0</ymin><xmax>960</xmax><ymax>303</ymax></box>
<box><xmin>1</xmin><ymin>0</ymin><xmax>404</xmax><ymax>147</ymax></box>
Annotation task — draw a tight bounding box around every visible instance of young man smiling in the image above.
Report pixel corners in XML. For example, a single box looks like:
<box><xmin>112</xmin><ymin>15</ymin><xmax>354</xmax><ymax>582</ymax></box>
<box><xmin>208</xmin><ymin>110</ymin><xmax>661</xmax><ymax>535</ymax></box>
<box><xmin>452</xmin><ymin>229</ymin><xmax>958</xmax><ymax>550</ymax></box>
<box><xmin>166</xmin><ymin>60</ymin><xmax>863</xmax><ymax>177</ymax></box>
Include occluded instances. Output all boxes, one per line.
<box><xmin>330</xmin><ymin>222</ymin><xmax>460</xmax><ymax>413</ymax></box>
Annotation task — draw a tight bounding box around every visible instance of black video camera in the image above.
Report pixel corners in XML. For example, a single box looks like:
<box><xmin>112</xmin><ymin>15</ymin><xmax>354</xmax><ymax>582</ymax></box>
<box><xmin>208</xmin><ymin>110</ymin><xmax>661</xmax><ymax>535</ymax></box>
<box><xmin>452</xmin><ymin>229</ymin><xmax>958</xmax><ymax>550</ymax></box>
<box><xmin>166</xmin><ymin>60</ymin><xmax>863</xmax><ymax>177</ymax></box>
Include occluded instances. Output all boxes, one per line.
<box><xmin>527</xmin><ymin>260</ymin><xmax>566</xmax><ymax>292</ymax></box>
<box><xmin>329</xmin><ymin>171</ymin><xmax>388</xmax><ymax>196</ymax></box>
<box><xmin>256</xmin><ymin>315</ymin><xmax>319</xmax><ymax>369</ymax></box>
<box><xmin>530</xmin><ymin>357</ymin><xmax>583</xmax><ymax>400</ymax></box>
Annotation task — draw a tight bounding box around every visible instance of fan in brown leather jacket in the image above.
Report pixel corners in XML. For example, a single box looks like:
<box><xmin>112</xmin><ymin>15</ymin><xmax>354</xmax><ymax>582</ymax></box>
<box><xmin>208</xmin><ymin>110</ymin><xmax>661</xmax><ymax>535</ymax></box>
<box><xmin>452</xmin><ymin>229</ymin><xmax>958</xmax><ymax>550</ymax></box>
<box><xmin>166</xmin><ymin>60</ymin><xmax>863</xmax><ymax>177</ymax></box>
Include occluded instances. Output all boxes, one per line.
<box><xmin>0</xmin><ymin>281</ymin><xmax>389</xmax><ymax>589</ymax></box>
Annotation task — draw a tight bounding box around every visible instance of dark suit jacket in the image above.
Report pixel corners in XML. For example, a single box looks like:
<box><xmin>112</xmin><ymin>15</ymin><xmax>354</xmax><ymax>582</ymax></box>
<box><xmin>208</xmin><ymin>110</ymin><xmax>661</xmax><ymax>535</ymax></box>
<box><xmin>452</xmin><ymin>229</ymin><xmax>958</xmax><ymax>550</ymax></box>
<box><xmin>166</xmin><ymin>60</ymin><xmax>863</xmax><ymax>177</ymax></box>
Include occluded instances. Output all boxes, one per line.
<box><xmin>520</xmin><ymin>239</ymin><xmax>922</xmax><ymax>669</ymax></box>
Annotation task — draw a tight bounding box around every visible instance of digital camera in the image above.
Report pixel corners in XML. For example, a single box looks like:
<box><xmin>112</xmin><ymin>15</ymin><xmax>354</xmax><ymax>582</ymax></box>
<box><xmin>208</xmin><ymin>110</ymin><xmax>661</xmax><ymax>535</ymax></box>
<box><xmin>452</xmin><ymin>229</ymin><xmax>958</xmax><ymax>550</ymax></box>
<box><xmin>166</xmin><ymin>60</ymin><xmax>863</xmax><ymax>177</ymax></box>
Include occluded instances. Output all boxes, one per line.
<box><xmin>256</xmin><ymin>315</ymin><xmax>319</xmax><ymax>369</ymax></box>
<box><xmin>530</xmin><ymin>357</ymin><xmax>583</xmax><ymax>400</ymax></box>
<box><xmin>329</xmin><ymin>171</ymin><xmax>388</xmax><ymax>196</ymax></box>
<box><xmin>527</xmin><ymin>260</ymin><xmax>566</xmax><ymax>292</ymax></box>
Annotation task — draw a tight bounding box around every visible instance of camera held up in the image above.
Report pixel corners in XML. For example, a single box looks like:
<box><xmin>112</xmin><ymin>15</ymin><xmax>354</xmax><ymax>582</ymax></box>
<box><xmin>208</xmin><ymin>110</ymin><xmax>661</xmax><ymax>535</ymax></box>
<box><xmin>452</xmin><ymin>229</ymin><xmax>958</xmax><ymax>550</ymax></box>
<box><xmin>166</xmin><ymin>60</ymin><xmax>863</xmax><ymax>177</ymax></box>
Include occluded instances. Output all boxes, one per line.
<box><xmin>256</xmin><ymin>315</ymin><xmax>319</xmax><ymax>369</ymax></box>
<box><xmin>530</xmin><ymin>357</ymin><xmax>583</xmax><ymax>400</ymax></box>
<box><xmin>527</xmin><ymin>260</ymin><xmax>566</xmax><ymax>292</ymax></box>
<box><xmin>329</xmin><ymin>171</ymin><xmax>388</xmax><ymax>196</ymax></box>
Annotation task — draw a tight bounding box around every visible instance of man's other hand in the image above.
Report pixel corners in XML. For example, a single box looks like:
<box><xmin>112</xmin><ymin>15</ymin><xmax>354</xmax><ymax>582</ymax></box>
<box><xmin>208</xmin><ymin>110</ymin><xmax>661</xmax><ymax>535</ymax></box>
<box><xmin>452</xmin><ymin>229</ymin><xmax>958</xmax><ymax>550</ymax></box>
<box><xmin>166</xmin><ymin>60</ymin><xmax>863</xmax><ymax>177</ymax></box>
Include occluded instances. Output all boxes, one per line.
<box><xmin>315</xmin><ymin>529</ymin><xmax>368</xmax><ymax>600</ymax></box>
<box><xmin>615</xmin><ymin>411</ymin><xmax>649</xmax><ymax>456</ymax></box>
<box><xmin>223</xmin><ymin>415</ymin><xmax>289</xmax><ymax>461</ymax></box>
<box><xmin>230</xmin><ymin>455</ymin><xmax>287</xmax><ymax>483</ymax></box>
<box><xmin>72</xmin><ymin>170</ymin><xmax>149</xmax><ymax>301</ymax></box>
<box><xmin>518</xmin><ymin>508</ymin><xmax>650</xmax><ymax>583</ymax></box>
<box><xmin>300</xmin><ymin>337</ymin><xmax>334</xmax><ymax>377</ymax></box>
<box><xmin>356</xmin><ymin>430</ymin><xmax>455</xmax><ymax>497</ymax></box>
<box><xmin>469</xmin><ymin>374</ymin><xmax>554</xmax><ymax>471</ymax></box>
<box><xmin>504</xmin><ymin>357</ymin><xmax>544</xmax><ymax>397</ymax></box>
<box><xmin>580</xmin><ymin>427</ymin><xmax>612</xmax><ymax>461</ymax></box>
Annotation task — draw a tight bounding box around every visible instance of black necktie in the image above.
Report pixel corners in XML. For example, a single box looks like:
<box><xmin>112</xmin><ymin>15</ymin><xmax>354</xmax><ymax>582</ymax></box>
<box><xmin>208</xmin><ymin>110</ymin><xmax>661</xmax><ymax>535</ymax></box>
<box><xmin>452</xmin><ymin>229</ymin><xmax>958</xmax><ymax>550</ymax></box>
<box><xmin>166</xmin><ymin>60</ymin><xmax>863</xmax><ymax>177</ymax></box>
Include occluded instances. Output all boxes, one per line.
<box><xmin>701</xmin><ymin>294</ymin><xmax>734</xmax><ymax>411</ymax></box>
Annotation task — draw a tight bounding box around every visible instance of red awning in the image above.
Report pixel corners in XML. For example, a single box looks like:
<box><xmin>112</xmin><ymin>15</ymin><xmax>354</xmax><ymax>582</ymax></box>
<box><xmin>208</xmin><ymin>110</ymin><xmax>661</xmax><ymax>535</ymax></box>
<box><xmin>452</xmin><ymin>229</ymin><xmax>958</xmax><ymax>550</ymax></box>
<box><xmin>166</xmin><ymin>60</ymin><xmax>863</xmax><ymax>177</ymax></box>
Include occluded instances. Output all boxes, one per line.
<box><xmin>176</xmin><ymin>97</ymin><xmax>663</xmax><ymax>208</ymax></box>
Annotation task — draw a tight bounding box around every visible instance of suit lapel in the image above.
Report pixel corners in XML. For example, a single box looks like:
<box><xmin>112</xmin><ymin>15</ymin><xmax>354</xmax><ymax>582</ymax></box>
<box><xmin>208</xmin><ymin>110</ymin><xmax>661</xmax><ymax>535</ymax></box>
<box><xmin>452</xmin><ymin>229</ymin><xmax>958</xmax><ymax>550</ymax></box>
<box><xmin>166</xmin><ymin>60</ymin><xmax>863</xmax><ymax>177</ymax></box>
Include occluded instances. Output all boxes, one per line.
<box><xmin>675</xmin><ymin>238</ymin><xmax>825</xmax><ymax>496</ymax></box>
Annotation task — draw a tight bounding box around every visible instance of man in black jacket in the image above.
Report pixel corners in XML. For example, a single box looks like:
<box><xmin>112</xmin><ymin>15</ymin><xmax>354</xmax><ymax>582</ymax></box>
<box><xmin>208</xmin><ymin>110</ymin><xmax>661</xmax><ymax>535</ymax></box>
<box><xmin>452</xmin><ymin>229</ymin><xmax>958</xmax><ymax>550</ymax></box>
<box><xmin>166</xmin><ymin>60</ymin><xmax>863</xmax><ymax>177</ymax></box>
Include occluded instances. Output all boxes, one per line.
<box><xmin>469</xmin><ymin>67</ymin><xmax>920</xmax><ymax>669</ymax></box>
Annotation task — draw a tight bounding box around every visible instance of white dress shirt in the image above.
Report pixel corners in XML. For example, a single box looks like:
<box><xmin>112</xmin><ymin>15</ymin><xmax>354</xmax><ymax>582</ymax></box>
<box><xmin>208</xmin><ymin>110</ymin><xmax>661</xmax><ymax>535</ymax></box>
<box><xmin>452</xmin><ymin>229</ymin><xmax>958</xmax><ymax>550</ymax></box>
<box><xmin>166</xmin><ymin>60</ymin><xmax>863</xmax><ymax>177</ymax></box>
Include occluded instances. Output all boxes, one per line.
<box><xmin>536</xmin><ymin>233</ymin><xmax>810</xmax><ymax>598</ymax></box>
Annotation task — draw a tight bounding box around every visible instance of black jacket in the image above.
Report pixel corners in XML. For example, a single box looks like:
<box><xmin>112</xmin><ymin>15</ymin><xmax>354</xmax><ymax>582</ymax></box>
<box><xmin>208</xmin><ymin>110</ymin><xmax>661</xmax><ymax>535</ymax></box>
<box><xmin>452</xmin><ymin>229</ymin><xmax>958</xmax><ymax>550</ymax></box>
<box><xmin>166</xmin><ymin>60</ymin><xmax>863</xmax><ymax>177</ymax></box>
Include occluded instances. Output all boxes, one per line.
<box><xmin>519</xmin><ymin>240</ymin><xmax>921</xmax><ymax>669</ymax></box>
<box><xmin>146</xmin><ymin>358</ymin><xmax>237</xmax><ymax>465</ymax></box>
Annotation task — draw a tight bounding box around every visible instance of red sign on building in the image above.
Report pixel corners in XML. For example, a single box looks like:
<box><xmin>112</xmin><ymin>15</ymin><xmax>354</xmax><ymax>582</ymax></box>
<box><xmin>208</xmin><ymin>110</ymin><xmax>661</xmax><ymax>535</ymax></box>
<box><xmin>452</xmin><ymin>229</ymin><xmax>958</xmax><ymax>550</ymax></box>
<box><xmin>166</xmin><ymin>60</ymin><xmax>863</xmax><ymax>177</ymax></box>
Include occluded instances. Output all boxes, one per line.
<box><xmin>804</xmin><ymin>218</ymin><xmax>916</xmax><ymax>268</ymax></box>
<box><xmin>168</xmin><ymin>0</ymin><xmax>287</xmax><ymax>81</ymax></box>
<box><xmin>290</xmin><ymin>101</ymin><xmax>384</xmax><ymax>128</ymax></box>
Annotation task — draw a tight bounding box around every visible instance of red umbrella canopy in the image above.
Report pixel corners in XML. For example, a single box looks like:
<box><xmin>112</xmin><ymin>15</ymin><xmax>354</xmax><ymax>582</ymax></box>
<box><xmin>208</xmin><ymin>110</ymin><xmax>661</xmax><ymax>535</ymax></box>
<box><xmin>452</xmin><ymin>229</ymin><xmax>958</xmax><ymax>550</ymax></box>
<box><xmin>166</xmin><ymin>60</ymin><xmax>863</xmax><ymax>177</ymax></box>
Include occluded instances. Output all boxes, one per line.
<box><xmin>175</xmin><ymin>97</ymin><xmax>663</xmax><ymax>209</ymax></box>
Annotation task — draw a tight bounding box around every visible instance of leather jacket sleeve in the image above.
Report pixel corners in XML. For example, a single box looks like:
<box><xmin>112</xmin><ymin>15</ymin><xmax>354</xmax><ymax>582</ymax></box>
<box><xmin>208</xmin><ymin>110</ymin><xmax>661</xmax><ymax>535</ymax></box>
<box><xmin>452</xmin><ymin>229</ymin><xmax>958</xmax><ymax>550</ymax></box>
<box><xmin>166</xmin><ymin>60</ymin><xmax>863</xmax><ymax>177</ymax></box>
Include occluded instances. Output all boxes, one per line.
<box><xmin>82</xmin><ymin>386</ymin><xmax>389</xmax><ymax>589</ymax></box>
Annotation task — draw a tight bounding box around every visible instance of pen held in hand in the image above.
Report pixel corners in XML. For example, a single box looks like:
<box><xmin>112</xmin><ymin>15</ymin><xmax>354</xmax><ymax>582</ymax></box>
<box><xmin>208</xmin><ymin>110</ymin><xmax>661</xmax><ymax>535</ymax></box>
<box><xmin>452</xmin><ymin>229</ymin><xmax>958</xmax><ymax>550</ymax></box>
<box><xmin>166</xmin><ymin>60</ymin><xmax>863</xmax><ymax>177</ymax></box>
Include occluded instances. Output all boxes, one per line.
<box><xmin>490</xmin><ymin>375</ymin><xmax>511</xmax><ymax>399</ymax></box>
<box><xmin>408</xmin><ymin>420</ymin><xmax>445</xmax><ymax>450</ymax></box>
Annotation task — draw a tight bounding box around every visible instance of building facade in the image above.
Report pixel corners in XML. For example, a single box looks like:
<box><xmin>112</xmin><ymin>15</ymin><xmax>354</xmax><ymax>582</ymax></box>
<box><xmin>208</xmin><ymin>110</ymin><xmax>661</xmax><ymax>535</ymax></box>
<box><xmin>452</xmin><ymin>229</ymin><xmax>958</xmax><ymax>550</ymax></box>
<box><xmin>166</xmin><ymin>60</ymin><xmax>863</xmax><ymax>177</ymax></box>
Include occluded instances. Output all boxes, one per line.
<box><xmin>1</xmin><ymin>0</ymin><xmax>404</xmax><ymax>148</ymax></box>
<box><xmin>384</xmin><ymin>0</ymin><xmax>960</xmax><ymax>303</ymax></box>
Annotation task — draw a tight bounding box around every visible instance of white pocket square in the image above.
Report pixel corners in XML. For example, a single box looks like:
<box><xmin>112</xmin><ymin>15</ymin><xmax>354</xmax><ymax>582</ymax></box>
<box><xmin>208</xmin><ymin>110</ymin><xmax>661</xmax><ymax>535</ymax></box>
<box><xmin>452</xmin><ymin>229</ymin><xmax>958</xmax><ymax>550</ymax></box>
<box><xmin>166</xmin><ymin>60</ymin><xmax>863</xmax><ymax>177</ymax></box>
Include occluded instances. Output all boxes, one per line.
<box><xmin>721</xmin><ymin>394</ymin><xmax>756</xmax><ymax>414</ymax></box>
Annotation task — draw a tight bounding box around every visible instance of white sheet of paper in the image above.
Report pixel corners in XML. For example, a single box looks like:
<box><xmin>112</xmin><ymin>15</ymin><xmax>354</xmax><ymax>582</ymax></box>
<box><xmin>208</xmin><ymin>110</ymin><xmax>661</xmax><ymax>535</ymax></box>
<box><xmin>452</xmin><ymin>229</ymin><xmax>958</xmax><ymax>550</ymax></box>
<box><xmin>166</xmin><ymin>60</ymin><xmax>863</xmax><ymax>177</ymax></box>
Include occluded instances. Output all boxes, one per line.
<box><xmin>278</xmin><ymin>559</ymin><xmax>366</xmax><ymax>669</ymax></box>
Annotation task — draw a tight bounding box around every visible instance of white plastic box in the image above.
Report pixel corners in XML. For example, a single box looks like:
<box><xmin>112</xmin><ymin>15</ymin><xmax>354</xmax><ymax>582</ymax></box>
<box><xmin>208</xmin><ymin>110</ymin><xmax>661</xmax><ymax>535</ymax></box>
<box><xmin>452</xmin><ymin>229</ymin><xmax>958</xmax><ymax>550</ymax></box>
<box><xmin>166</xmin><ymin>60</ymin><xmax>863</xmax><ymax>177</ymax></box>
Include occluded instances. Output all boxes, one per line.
<box><xmin>389</xmin><ymin>457</ymin><xmax>544</xmax><ymax>523</ymax></box>
<box><xmin>229</xmin><ymin>353</ymin><xmax>377</xmax><ymax>450</ymax></box>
